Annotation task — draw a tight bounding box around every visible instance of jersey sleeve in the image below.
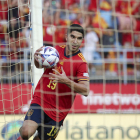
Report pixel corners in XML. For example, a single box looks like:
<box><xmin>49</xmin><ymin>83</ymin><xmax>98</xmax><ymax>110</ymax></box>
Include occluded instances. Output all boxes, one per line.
<box><xmin>76</xmin><ymin>62</ymin><xmax>89</xmax><ymax>82</ymax></box>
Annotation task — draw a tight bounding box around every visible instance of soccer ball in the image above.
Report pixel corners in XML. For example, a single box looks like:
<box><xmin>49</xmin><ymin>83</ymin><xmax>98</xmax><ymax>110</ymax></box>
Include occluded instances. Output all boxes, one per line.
<box><xmin>38</xmin><ymin>46</ymin><xmax>59</xmax><ymax>68</ymax></box>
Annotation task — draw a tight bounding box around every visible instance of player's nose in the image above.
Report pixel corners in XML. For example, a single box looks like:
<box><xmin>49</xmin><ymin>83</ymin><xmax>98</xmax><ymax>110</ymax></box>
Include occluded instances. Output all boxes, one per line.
<box><xmin>73</xmin><ymin>38</ymin><xmax>78</xmax><ymax>44</ymax></box>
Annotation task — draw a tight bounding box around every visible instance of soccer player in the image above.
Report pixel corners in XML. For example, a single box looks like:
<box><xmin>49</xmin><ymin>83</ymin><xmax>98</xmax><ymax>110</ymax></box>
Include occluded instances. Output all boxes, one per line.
<box><xmin>17</xmin><ymin>24</ymin><xmax>89</xmax><ymax>140</ymax></box>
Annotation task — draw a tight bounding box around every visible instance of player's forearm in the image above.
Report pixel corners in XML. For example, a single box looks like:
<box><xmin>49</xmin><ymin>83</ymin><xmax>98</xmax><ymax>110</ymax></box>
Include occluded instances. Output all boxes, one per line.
<box><xmin>65</xmin><ymin>79</ymin><xmax>89</xmax><ymax>96</ymax></box>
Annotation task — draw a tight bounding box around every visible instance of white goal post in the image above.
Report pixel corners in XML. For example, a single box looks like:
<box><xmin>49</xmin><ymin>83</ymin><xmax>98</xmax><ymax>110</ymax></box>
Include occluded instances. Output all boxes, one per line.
<box><xmin>31</xmin><ymin>0</ymin><xmax>43</xmax><ymax>90</ymax></box>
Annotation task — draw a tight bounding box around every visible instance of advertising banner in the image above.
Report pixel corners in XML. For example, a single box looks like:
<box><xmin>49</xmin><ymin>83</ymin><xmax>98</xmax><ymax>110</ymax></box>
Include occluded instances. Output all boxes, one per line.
<box><xmin>0</xmin><ymin>84</ymin><xmax>140</xmax><ymax>114</ymax></box>
<box><xmin>0</xmin><ymin>114</ymin><xmax>140</xmax><ymax>140</ymax></box>
<box><xmin>71</xmin><ymin>83</ymin><xmax>140</xmax><ymax>113</ymax></box>
<box><xmin>57</xmin><ymin>114</ymin><xmax>140</xmax><ymax>140</ymax></box>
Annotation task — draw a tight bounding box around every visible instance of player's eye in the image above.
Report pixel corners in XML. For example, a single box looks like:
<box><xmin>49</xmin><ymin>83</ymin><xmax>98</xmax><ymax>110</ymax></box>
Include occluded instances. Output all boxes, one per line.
<box><xmin>71</xmin><ymin>35</ymin><xmax>75</xmax><ymax>39</ymax></box>
<box><xmin>78</xmin><ymin>37</ymin><xmax>83</xmax><ymax>40</ymax></box>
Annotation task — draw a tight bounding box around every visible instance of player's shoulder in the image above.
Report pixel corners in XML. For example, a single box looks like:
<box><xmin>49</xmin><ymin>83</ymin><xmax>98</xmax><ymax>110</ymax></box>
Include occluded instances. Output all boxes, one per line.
<box><xmin>76</xmin><ymin>52</ymin><xmax>87</xmax><ymax>63</ymax></box>
<box><xmin>55</xmin><ymin>45</ymin><xmax>66</xmax><ymax>50</ymax></box>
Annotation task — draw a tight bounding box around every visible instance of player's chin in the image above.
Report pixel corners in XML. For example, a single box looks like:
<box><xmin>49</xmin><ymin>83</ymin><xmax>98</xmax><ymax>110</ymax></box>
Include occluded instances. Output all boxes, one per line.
<box><xmin>71</xmin><ymin>46</ymin><xmax>78</xmax><ymax>50</ymax></box>
<box><xmin>72</xmin><ymin>47</ymin><xmax>79</xmax><ymax>52</ymax></box>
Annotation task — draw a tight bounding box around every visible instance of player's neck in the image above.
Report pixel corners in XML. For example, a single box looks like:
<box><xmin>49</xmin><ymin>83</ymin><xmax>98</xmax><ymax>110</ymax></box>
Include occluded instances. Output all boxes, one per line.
<box><xmin>65</xmin><ymin>46</ymin><xmax>72</xmax><ymax>56</ymax></box>
<box><xmin>65</xmin><ymin>45</ymin><xmax>79</xmax><ymax>56</ymax></box>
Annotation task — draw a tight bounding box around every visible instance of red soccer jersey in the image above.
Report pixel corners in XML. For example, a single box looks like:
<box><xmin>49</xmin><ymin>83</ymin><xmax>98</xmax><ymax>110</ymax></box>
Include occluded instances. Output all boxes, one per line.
<box><xmin>31</xmin><ymin>45</ymin><xmax>89</xmax><ymax>122</ymax></box>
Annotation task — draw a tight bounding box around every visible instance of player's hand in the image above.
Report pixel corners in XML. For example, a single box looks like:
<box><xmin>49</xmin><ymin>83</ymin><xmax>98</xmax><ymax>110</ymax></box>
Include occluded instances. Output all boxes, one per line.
<box><xmin>49</xmin><ymin>67</ymin><xmax>69</xmax><ymax>84</ymax></box>
<box><xmin>34</xmin><ymin>46</ymin><xmax>44</xmax><ymax>62</ymax></box>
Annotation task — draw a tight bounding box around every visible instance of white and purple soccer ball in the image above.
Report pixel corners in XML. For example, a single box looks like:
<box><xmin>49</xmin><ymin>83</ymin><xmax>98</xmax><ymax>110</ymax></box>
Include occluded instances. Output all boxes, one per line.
<box><xmin>38</xmin><ymin>46</ymin><xmax>59</xmax><ymax>68</ymax></box>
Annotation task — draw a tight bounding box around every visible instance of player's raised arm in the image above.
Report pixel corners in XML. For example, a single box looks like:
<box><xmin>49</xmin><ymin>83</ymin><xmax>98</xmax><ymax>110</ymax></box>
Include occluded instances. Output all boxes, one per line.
<box><xmin>34</xmin><ymin>47</ymin><xmax>44</xmax><ymax>69</ymax></box>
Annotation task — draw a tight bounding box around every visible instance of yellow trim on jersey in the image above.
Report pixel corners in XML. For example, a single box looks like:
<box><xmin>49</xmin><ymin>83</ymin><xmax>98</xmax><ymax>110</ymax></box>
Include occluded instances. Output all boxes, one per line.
<box><xmin>78</xmin><ymin>53</ymin><xmax>87</xmax><ymax>62</ymax></box>
<box><xmin>78</xmin><ymin>79</ymin><xmax>89</xmax><ymax>82</ymax></box>
<box><xmin>60</xmin><ymin>45</ymin><xmax>66</xmax><ymax>48</ymax></box>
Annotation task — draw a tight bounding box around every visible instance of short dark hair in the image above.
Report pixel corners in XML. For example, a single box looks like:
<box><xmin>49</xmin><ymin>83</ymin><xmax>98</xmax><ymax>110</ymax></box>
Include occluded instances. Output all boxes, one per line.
<box><xmin>67</xmin><ymin>24</ymin><xmax>85</xmax><ymax>37</ymax></box>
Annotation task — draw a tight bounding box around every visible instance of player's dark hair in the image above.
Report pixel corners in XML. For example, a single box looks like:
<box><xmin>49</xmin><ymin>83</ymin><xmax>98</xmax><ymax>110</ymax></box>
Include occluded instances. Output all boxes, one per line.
<box><xmin>67</xmin><ymin>24</ymin><xmax>85</xmax><ymax>37</ymax></box>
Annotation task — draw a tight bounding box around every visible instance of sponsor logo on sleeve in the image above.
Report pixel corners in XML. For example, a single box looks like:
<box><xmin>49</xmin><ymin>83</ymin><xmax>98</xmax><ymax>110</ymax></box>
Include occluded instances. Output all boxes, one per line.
<box><xmin>83</xmin><ymin>73</ymin><xmax>89</xmax><ymax>77</ymax></box>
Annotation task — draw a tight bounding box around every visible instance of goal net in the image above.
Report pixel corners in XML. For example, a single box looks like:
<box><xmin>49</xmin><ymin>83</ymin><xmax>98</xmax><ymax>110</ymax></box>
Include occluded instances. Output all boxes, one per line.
<box><xmin>0</xmin><ymin>0</ymin><xmax>140</xmax><ymax>140</ymax></box>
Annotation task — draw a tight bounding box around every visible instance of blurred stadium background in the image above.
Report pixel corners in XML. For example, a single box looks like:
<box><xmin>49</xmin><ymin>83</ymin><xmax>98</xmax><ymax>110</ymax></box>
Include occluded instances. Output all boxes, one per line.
<box><xmin>0</xmin><ymin>0</ymin><xmax>140</xmax><ymax>140</ymax></box>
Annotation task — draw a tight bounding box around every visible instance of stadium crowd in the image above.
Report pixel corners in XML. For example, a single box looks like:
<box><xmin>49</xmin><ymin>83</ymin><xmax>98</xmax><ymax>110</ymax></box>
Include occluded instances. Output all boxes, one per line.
<box><xmin>0</xmin><ymin>0</ymin><xmax>140</xmax><ymax>78</ymax></box>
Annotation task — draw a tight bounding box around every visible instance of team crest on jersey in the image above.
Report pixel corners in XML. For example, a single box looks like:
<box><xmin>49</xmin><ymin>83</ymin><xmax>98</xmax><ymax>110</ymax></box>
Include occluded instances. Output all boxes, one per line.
<box><xmin>78</xmin><ymin>53</ymin><xmax>87</xmax><ymax>62</ymax></box>
<box><xmin>59</xmin><ymin>58</ymin><xmax>66</xmax><ymax>65</ymax></box>
<box><xmin>59</xmin><ymin>61</ymin><xmax>64</xmax><ymax>65</ymax></box>
<box><xmin>54</xmin><ymin>66</ymin><xmax>62</xmax><ymax>74</ymax></box>
<box><xmin>27</xmin><ymin>109</ymin><xmax>34</xmax><ymax>116</ymax></box>
<box><xmin>60</xmin><ymin>45</ymin><xmax>66</xmax><ymax>48</ymax></box>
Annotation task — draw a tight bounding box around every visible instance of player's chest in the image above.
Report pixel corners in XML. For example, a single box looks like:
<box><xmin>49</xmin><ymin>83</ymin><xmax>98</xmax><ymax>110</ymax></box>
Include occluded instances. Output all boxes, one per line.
<box><xmin>56</xmin><ymin>57</ymin><xmax>77</xmax><ymax>76</ymax></box>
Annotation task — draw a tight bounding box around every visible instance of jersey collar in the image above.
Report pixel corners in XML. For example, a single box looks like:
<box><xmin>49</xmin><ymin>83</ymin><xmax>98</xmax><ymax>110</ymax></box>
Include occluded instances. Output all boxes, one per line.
<box><xmin>64</xmin><ymin>47</ymin><xmax>81</xmax><ymax>58</ymax></box>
